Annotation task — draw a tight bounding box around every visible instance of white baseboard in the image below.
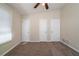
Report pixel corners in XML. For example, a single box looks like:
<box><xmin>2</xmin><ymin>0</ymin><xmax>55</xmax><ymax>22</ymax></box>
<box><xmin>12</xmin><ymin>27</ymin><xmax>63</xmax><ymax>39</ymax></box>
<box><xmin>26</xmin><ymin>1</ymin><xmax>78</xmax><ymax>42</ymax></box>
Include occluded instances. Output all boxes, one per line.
<box><xmin>22</xmin><ymin>40</ymin><xmax>60</xmax><ymax>42</ymax></box>
<box><xmin>1</xmin><ymin>42</ymin><xmax>20</xmax><ymax>56</ymax></box>
<box><xmin>61</xmin><ymin>41</ymin><xmax>79</xmax><ymax>53</ymax></box>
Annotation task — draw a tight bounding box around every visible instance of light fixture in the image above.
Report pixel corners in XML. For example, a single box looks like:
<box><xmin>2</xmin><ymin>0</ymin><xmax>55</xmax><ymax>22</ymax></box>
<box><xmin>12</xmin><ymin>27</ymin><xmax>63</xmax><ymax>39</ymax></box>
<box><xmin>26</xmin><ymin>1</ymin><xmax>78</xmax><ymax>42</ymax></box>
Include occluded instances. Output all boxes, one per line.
<box><xmin>42</xmin><ymin>3</ymin><xmax>45</xmax><ymax>6</ymax></box>
<box><xmin>34</xmin><ymin>3</ymin><xmax>49</xmax><ymax>10</ymax></box>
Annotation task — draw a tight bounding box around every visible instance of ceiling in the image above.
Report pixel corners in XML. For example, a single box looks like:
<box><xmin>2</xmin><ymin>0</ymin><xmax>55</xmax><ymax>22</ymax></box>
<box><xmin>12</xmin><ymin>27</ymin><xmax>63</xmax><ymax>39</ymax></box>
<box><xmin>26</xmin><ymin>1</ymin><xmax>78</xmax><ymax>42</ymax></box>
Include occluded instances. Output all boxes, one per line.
<box><xmin>8</xmin><ymin>3</ymin><xmax>65</xmax><ymax>16</ymax></box>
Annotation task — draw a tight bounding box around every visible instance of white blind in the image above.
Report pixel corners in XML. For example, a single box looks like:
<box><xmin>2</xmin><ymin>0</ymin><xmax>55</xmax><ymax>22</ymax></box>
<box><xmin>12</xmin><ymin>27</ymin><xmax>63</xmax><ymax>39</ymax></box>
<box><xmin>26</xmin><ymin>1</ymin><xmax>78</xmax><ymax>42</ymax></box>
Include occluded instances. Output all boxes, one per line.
<box><xmin>0</xmin><ymin>8</ymin><xmax>12</xmax><ymax>44</ymax></box>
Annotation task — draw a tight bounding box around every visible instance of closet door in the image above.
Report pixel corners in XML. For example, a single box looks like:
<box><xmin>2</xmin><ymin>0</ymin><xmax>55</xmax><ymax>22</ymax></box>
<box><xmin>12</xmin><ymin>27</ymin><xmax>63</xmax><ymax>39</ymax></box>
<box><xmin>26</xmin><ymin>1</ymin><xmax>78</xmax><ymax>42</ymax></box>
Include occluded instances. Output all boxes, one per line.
<box><xmin>22</xmin><ymin>19</ymin><xmax>30</xmax><ymax>42</ymax></box>
<box><xmin>50</xmin><ymin>19</ymin><xmax>60</xmax><ymax>41</ymax></box>
<box><xmin>39</xmin><ymin>19</ymin><xmax>48</xmax><ymax>42</ymax></box>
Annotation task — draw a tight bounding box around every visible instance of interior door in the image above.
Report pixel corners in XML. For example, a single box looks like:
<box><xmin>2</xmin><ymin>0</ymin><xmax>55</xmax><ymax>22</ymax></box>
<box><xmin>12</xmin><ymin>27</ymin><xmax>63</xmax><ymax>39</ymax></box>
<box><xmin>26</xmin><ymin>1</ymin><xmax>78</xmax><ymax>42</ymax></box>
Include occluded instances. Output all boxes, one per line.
<box><xmin>50</xmin><ymin>19</ymin><xmax>60</xmax><ymax>41</ymax></box>
<box><xmin>39</xmin><ymin>19</ymin><xmax>48</xmax><ymax>42</ymax></box>
<box><xmin>22</xmin><ymin>19</ymin><xmax>30</xmax><ymax>42</ymax></box>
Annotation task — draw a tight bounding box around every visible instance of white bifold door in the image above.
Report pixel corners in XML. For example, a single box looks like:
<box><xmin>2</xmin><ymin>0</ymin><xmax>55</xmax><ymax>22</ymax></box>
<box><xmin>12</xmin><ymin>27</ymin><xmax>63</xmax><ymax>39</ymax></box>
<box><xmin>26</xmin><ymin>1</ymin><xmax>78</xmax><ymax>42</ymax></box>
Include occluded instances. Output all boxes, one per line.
<box><xmin>50</xmin><ymin>19</ymin><xmax>60</xmax><ymax>41</ymax></box>
<box><xmin>39</xmin><ymin>19</ymin><xmax>48</xmax><ymax>42</ymax></box>
<box><xmin>22</xmin><ymin>19</ymin><xmax>30</xmax><ymax>42</ymax></box>
<box><xmin>39</xmin><ymin>19</ymin><xmax>60</xmax><ymax>42</ymax></box>
<box><xmin>22</xmin><ymin>19</ymin><xmax>60</xmax><ymax>42</ymax></box>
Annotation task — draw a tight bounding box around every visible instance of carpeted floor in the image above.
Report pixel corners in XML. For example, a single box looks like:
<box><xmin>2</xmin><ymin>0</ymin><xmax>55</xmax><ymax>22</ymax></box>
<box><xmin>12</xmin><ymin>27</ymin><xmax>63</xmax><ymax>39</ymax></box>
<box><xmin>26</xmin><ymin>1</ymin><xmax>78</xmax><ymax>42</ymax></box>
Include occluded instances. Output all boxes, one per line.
<box><xmin>5</xmin><ymin>42</ymin><xmax>79</xmax><ymax>56</ymax></box>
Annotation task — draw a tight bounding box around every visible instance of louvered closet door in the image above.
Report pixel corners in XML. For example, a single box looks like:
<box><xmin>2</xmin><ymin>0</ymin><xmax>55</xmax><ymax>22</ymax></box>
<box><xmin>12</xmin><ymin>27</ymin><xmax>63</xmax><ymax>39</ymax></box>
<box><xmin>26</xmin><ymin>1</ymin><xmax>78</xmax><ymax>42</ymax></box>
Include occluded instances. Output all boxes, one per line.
<box><xmin>50</xmin><ymin>19</ymin><xmax>60</xmax><ymax>41</ymax></box>
<box><xmin>39</xmin><ymin>19</ymin><xmax>48</xmax><ymax>42</ymax></box>
<box><xmin>22</xmin><ymin>19</ymin><xmax>30</xmax><ymax>42</ymax></box>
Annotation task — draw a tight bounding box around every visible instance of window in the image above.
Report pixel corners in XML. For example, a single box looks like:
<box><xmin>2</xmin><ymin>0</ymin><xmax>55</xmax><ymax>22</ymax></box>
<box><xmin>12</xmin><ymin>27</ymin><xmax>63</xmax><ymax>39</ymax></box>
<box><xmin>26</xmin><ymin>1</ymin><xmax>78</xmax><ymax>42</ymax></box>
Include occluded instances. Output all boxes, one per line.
<box><xmin>0</xmin><ymin>8</ymin><xmax>12</xmax><ymax>44</ymax></box>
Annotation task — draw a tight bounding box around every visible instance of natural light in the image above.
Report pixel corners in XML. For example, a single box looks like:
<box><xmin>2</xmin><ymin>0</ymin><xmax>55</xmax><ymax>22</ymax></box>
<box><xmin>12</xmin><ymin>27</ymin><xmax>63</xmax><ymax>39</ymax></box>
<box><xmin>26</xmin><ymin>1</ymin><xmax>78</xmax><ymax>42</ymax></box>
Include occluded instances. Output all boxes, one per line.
<box><xmin>0</xmin><ymin>8</ymin><xmax>12</xmax><ymax>45</ymax></box>
<box><xmin>0</xmin><ymin>32</ymin><xmax>12</xmax><ymax>44</ymax></box>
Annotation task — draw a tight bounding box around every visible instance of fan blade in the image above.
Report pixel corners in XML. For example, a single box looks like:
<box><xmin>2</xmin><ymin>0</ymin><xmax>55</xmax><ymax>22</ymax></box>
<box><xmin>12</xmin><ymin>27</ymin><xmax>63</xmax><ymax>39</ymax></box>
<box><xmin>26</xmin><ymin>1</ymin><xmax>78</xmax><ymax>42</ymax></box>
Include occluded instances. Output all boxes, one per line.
<box><xmin>45</xmin><ymin>3</ymin><xmax>49</xmax><ymax>9</ymax></box>
<box><xmin>34</xmin><ymin>3</ymin><xmax>40</xmax><ymax>8</ymax></box>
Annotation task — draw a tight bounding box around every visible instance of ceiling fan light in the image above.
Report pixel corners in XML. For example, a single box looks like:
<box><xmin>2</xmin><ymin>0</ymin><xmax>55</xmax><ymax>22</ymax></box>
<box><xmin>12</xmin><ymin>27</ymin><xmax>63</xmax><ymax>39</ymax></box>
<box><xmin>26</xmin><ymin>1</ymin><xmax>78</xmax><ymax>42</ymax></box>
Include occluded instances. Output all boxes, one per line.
<box><xmin>42</xmin><ymin>3</ymin><xmax>45</xmax><ymax>6</ymax></box>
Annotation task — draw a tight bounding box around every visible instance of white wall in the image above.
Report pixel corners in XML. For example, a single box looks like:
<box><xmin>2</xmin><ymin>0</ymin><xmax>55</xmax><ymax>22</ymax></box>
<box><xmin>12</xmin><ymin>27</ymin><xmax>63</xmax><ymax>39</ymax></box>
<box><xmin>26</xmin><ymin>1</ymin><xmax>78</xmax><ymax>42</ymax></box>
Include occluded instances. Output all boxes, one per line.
<box><xmin>0</xmin><ymin>4</ymin><xmax>22</xmax><ymax>55</ymax></box>
<box><xmin>22</xmin><ymin>10</ymin><xmax>60</xmax><ymax>42</ymax></box>
<box><xmin>61</xmin><ymin>4</ymin><xmax>79</xmax><ymax>52</ymax></box>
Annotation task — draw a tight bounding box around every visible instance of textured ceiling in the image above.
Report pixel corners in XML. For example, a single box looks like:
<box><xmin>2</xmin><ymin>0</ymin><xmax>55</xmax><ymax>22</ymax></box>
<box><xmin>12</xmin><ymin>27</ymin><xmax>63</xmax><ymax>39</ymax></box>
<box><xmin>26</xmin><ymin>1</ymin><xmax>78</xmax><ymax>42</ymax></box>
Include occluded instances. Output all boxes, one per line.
<box><xmin>8</xmin><ymin>3</ymin><xmax>65</xmax><ymax>16</ymax></box>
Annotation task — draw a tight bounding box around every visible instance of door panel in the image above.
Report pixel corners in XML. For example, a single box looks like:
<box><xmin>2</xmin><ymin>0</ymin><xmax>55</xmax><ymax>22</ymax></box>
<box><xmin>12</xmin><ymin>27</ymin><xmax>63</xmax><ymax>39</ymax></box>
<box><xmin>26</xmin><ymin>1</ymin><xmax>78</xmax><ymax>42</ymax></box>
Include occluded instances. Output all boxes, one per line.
<box><xmin>50</xmin><ymin>19</ymin><xmax>60</xmax><ymax>41</ymax></box>
<box><xmin>22</xmin><ymin>19</ymin><xmax>30</xmax><ymax>42</ymax></box>
<box><xmin>39</xmin><ymin>19</ymin><xmax>48</xmax><ymax>42</ymax></box>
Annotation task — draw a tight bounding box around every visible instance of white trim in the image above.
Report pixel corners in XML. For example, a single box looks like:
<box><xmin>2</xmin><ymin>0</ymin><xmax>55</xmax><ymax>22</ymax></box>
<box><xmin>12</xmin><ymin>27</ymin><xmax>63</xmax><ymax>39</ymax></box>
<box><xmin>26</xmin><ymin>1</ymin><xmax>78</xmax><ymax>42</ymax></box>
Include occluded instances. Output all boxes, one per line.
<box><xmin>1</xmin><ymin>42</ymin><xmax>20</xmax><ymax>56</ymax></box>
<box><xmin>22</xmin><ymin>40</ymin><xmax>60</xmax><ymax>42</ymax></box>
<box><xmin>22</xmin><ymin>40</ymin><xmax>61</xmax><ymax>42</ymax></box>
<box><xmin>61</xmin><ymin>40</ymin><xmax>79</xmax><ymax>53</ymax></box>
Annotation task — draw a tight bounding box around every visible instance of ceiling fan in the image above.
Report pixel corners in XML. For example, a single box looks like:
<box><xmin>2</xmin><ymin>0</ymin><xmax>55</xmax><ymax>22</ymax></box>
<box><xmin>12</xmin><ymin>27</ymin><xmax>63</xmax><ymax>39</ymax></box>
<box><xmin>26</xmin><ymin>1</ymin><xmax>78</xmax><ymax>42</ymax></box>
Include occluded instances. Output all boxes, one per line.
<box><xmin>34</xmin><ymin>3</ymin><xmax>49</xmax><ymax>10</ymax></box>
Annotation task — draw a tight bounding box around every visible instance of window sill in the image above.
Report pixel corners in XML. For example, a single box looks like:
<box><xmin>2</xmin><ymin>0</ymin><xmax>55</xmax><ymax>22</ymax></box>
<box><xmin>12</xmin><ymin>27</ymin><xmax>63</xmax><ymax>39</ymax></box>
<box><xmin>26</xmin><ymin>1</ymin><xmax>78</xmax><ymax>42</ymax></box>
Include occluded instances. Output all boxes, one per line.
<box><xmin>0</xmin><ymin>32</ymin><xmax>12</xmax><ymax>45</ymax></box>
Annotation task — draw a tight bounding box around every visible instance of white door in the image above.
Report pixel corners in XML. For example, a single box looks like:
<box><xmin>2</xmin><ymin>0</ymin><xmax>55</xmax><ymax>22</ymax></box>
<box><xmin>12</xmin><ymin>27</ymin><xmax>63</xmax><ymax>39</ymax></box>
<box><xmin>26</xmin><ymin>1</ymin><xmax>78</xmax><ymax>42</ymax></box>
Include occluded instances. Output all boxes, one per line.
<box><xmin>50</xmin><ymin>19</ymin><xmax>60</xmax><ymax>41</ymax></box>
<box><xmin>39</xmin><ymin>19</ymin><xmax>48</xmax><ymax>42</ymax></box>
<box><xmin>22</xmin><ymin>19</ymin><xmax>30</xmax><ymax>42</ymax></box>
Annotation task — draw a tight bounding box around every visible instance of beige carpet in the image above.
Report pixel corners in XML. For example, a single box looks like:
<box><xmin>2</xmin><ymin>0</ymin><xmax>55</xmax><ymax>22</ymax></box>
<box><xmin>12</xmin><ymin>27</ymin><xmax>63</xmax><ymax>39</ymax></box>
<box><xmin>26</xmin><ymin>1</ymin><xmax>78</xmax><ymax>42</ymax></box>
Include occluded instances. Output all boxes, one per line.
<box><xmin>5</xmin><ymin>42</ymin><xmax>79</xmax><ymax>56</ymax></box>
